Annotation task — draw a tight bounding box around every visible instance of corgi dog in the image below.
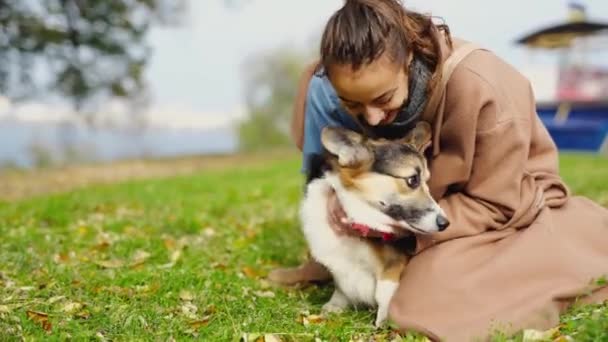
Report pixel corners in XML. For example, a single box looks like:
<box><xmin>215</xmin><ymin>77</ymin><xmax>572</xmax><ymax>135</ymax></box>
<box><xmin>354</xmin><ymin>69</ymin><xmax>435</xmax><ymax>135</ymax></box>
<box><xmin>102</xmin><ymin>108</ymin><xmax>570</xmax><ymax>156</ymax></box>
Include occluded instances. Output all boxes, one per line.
<box><xmin>299</xmin><ymin>122</ymin><xmax>449</xmax><ymax>327</ymax></box>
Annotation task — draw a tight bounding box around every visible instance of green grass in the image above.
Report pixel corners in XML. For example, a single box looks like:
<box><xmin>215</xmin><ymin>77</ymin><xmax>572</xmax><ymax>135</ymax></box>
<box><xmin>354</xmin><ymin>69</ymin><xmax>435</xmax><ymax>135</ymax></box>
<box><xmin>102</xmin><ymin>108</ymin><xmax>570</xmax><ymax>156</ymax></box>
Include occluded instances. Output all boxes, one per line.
<box><xmin>0</xmin><ymin>153</ymin><xmax>606</xmax><ymax>341</ymax></box>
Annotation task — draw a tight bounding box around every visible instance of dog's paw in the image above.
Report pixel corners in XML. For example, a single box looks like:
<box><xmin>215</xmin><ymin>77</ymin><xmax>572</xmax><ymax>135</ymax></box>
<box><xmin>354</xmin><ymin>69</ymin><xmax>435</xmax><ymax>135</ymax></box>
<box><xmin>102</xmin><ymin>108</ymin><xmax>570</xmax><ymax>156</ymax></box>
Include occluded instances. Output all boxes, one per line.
<box><xmin>322</xmin><ymin>302</ymin><xmax>345</xmax><ymax>314</ymax></box>
<box><xmin>374</xmin><ymin>316</ymin><xmax>386</xmax><ymax>328</ymax></box>
<box><xmin>374</xmin><ymin>311</ymin><xmax>389</xmax><ymax>328</ymax></box>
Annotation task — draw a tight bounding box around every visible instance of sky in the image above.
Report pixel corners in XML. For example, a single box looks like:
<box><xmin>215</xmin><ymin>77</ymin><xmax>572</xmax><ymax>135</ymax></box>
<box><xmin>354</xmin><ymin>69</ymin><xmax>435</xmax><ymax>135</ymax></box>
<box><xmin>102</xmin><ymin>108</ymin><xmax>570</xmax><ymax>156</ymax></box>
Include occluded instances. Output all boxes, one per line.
<box><xmin>2</xmin><ymin>0</ymin><xmax>608</xmax><ymax>129</ymax></box>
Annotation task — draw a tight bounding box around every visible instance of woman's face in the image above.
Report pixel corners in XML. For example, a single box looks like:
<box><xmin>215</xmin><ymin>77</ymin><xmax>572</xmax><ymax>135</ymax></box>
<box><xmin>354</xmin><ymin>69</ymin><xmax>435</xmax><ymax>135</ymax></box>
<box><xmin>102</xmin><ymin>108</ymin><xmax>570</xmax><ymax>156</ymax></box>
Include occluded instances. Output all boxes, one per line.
<box><xmin>328</xmin><ymin>52</ymin><xmax>411</xmax><ymax>126</ymax></box>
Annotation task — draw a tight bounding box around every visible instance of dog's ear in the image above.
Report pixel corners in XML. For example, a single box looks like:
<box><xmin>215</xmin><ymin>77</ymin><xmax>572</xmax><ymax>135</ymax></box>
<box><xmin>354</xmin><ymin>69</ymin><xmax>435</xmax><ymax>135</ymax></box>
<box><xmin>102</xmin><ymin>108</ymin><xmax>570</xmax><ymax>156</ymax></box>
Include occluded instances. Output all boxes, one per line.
<box><xmin>321</xmin><ymin>126</ymin><xmax>373</xmax><ymax>168</ymax></box>
<box><xmin>401</xmin><ymin>121</ymin><xmax>432</xmax><ymax>152</ymax></box>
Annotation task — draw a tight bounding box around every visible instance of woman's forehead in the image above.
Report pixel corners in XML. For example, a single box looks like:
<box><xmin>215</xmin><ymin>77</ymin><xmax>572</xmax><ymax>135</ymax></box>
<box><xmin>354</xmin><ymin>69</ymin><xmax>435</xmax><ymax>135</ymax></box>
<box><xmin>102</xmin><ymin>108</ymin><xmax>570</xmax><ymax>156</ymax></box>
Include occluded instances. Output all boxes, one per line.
<box><xmin>328</xmin><ymin>55</ymin><xmax>403</xmax><ymax>103</ymax></box>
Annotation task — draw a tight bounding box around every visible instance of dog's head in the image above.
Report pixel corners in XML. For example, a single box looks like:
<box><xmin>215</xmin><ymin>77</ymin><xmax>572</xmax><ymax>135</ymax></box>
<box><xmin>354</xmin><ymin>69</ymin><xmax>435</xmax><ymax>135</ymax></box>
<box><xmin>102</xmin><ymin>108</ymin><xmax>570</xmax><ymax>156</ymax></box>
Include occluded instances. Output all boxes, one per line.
<box><xmin>319</xmin><ymin>122</ymin><xmax>449</xmax><ymax>235</ymax></box>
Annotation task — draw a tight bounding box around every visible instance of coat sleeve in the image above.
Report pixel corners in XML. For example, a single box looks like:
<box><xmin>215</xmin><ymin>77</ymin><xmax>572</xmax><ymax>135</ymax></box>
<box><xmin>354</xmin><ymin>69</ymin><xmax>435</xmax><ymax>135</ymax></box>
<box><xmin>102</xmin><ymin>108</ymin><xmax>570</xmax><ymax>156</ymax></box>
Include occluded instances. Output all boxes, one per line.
<box><xmin>416</xmin><ymin>68</ymin><xmax>537</xmax><ymax>253</ymax></box>
<box><xmin>291</xmin><ymin>61</ymin><xmax>320</xmax><ymax>151</ymax></box>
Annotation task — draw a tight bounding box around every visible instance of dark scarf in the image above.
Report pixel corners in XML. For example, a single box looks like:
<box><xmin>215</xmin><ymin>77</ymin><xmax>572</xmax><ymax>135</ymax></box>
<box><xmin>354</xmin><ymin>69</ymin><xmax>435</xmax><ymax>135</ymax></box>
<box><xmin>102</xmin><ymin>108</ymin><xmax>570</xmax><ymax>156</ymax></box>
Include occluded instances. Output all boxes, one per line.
<box><xmin>357</xmin><ymin>56</ymin><xmax>432</xmax><ymax>140</ymax></box>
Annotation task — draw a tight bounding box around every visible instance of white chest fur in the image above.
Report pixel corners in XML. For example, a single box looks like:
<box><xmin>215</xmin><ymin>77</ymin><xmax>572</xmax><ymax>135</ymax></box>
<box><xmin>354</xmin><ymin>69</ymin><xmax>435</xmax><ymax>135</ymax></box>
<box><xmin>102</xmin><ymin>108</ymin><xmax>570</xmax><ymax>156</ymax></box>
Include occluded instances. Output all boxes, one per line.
<box><xmin>300</xmin><ymin>178</ymin><xmax>383</xmax><ymax>307</ymax></box>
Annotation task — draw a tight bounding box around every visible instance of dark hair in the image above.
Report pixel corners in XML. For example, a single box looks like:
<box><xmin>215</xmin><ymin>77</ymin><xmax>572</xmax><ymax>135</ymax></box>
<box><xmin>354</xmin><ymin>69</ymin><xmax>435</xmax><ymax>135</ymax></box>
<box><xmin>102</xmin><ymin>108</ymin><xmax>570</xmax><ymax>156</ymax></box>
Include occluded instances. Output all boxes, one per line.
<box><xmin>319</xmin><ymin>0</ymin><xmax>451</xmax><ymax>85</ymax></box>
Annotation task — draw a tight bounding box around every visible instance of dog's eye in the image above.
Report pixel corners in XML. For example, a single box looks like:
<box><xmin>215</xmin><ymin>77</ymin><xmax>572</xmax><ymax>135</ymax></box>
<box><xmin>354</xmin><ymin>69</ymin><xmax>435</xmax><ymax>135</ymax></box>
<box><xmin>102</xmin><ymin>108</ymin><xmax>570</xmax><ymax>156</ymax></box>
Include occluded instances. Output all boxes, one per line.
<box><xmin>406</xmin><ymin>174</ymin><xmax>420</xmax><ymax>189</ymax></box>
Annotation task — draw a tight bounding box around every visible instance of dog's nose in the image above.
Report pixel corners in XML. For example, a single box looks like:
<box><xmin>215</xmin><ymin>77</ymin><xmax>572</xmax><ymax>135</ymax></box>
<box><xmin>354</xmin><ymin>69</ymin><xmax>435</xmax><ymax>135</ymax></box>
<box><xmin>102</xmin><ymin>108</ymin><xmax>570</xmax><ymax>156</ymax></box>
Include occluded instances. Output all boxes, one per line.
<box><xmin>436</xmin><ymin>215</ymin><xmax>450</xmax><ymax>231</ymax></box>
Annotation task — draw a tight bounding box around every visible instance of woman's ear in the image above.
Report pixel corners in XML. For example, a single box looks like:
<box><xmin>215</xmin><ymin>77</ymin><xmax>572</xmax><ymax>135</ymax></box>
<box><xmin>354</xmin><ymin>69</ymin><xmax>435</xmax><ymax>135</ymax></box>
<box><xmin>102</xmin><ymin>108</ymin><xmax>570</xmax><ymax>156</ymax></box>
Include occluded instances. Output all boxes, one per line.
<box><xmin>401</xmin><ymin>121</ymin><xmax>432</xmax><ymax>152</ymax></box>
<box><xmin>321</xmin><ymin>126</ymin><xmax>373</xmax><ymax>167</ymax></box>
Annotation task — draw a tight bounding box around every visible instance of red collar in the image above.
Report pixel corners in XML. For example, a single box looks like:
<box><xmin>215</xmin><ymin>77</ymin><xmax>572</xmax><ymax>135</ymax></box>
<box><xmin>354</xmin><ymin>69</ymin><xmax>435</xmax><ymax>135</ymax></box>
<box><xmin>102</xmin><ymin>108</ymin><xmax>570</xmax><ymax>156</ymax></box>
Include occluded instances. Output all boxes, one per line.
<box><xmin>350</xmin><ymin>222</ymin><xmax>397</xmax><ymax>241</ymax></box>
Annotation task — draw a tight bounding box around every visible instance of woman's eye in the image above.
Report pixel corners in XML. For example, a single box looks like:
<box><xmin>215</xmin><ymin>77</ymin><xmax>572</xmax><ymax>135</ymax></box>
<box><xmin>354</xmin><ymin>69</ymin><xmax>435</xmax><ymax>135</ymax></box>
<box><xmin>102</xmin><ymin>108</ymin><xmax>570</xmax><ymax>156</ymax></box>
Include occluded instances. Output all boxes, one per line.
<box><xmin>375</xmin><ymin>96</ymin><xmax>392</xmax><ymax>105</ymax></box>
<box><xmin>406</xmin><ymin>175</ymin><xmax>420</xmax><ymax>189</ymax></box>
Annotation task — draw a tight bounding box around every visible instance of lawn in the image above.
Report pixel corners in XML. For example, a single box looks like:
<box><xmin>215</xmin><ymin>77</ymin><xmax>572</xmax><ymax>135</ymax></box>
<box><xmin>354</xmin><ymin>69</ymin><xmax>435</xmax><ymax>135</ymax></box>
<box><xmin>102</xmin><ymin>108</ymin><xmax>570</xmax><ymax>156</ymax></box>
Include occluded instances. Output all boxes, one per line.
<box><xmin>0</xmin><ymin>152</ymin><xmax>606</xmax><ymax>341</ymax></box>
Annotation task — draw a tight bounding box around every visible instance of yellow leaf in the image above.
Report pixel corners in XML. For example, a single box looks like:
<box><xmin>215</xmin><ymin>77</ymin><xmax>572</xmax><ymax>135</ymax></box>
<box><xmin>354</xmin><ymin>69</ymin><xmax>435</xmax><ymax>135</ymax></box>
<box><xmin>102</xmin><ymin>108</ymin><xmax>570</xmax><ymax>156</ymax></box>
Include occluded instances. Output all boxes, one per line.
<box><xmin>254</xmin><ymin>290</ymin><xmax>275</xmax><ymax>298</ymax></box>
<box><xmin>179</xmin><ymin>290</ymin><xmax>195</xmax><ymax>301</ymax></box>
<box><xmin>130</xmin><ymin>250</ymin><xmax>151</xmax><ymax>267</ymax></box>
<box><xmin>95</xmin><ymin>259</ymin><xmax>125</xmax><ymax>269</ymax></box>
<box><xmin>242</xmin><ymin>267</ymin><xmax>259</xmax><ymax>278</ymax></box>
<box><xmin>26</xmin><ymin>310</ymin><xmax>52</xmax><ymax>332</ymax></box>
<box><xmin>188</xmin><ymin>315</ymin><xmax>211</xmax><ymax>329</ymax></box>
<box><xmin>264</xmin><ymin>334</ymin><xmax>283</xmax><ymax>342</ymax></box>
<box><xmin>522</xmin><ymin>327</ymin><xmax>560</xmax><ymax>341</ymax></box>
<box><xmin>202</xmin><ymin>227</ymin><xmax>216</xmax><ymax>237</ymax></box>
<box><xmin>62</xmin><ymin>302</ymin><xmax>83</xmax><ymax>313</ymax></box>
<box><xmin>75</xmin><ymin>310</ymin><xmax>91</xmax><ymax>320</ymax></box>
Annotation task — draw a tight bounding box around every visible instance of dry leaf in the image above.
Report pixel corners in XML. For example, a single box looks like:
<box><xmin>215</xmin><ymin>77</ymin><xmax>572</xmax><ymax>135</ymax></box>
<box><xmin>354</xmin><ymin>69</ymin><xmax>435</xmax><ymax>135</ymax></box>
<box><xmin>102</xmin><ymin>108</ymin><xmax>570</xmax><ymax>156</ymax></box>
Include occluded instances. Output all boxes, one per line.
<box><xmin>179</xmin><ymin>290</ymin><xmax>195</xmax><ymax>301</ymax></box>
<box><xmin>62</xmin><ymin>302</ymin><xmax>83</xmax><ymax>313</ymax></box>
<box><xmin>0</xmin><ymin>305</ymin><xmax>10</xmax><ymax>314</ymax></box>
<box><xmin>242</xmin><ymin>267</ymin><xmax>259</xmax><ymax>278</ymax></box>
<box><xmin>264</xmin><ymin>334</ymin><xmax>283</xmax><ymax>342</ymax></box>
<box><xmin>95</xmin><ymin>259</ymin><xmax>125</xmax><ymax>269</ymax></box>
<box><xmin>159</xmin><ymin>249</ymin><xmax>182</xmax><ymax>269</ymax></box>
<box><xmin>93</xmin><ymin>241</ymin><xmax>110</xmax><ymax>252</ymax></box>
<box><xmin>522</xmin><ymin>327</ymin><xmax>560</xmax><ymax>341</ymax></box>
<box><xmin>48</xmin><ymin>295</ymin><xmax>66</xmax><ymax>304</ymax></box>
<box><xmin>203</xmin><ymin>227</ymin><xmax>216</xmax><ymax>237</ymax></box>
<box><xmin>254</xmin><ymin>291</ymin><xmax>275</xmax><ymax>298</ymax></box>
<box><xmin>181</xmin><ymin>303</ymin><xmax>198</xmax><ymax>320</ymax></box>
<box><xmin>300</xmin><ymin>313</ymin><xmax>324</xmax><ymax>326</ymax></box>
<box><xmin>26</xmin><ymin>310</ymin><xmax>52</xmax><ymax>332</ymax></box>
<box><xmin>53</xmin><ymin>252</ymin><xmax>71</xmax><ymax>264</ymax></box>
<box><xmin>75</xmin><ymin>310</ymin><xmax>91</xmax><ymax>320</ymax></box>
<box><xmin>163</xmin><ymin>237</ymin><xmax>177</xmax><ymax>250</ymax></box>
<box><xmin>96</xmin><ymin>331</ymin><xmax>107</xmax><ymax>341</ymax></box>
<box><xmin>130</xmin><ymin>250</ymin><xmax>151</xmax><ymax>267</ymax></box>
<box><xmin>188</xmin><ymin>315</ymin><xmax>211</xmax><ymax>329</ymax></box>
<box><xmin>78</xmin><ymin>225</ymin><xmax>88</xmax><ymax>235</ymax></box>
<box><xmin>211</xmin><ymin>262</ymin><xmax>227</xmax><ymax>270</ymax></box>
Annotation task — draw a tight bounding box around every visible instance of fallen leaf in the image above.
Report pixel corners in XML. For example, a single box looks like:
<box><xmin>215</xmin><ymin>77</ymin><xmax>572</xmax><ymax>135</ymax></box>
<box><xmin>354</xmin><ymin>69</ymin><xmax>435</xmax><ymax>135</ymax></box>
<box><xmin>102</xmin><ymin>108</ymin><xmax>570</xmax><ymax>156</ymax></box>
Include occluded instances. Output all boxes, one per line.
<box><xmin>188</xmin><ymin>315</ymin><xmax>211</xmax><ymax>329</ymax></box>
<box><xmin>53</xmin><ymin>252</ymin><xmax>71</xmax><ymax>264</ymax></box>
<box><xmin>254</xmin><ymin>290</ymin><xmax>275</xmax><ymax>298</ymax></box>
<box><xmin>78</xmin><ymin>225</ymin><xmax>88</xmax><ymax>235</ymax></box>
<box><xmin>163</xmin><ymin>237</ymin><xmax>177</xmax><ymax>250</ymax></box>
<box><xmin>242</xmin><ymin>267</ymin><xmax>259</xmax><ymax>278</ymax></box>
<box><xmin>75</xmin><ymin>310</ymin><xmax>91</xmax><ymax>320</ymax></box>
<box><xmin>62</xmin><ymin>302</ymin><xmax>83</xmax><ymax>313</ymax></box>
<box><xmin>95</xmin><ymin>259</ymin><xmax>125</xmax><ymax>269</ymax></box>
<box><xmin>130</xmin><ymin>250</ymin><xmax>151</xmax><ymax>267</ymax></box>
<box><xmin>300</xmin><ymin>313</ymin><xmax>324</xmax><ymax>326</ymax></box>
<box><xmin>202</xmin><ymin>227</ymin><xmax>216</xmax><ymax>237</ymax></box>
<box><xmin>96</xmin><ymin>331</ymin><xmax>107</xmax><ymax>341</ymax></box>
<box><xmin>179</xmin><ymin>290</ymin><xmax>195</xmax><ymax>301</ymax></box>
<box><xmin>181</xmin><ymin>303</ymin><xmax>198</xmax><ymax>320</ymax></box>
<box><xmin>48</xmin><ymin>295</ymin><xmax>66</xmax><ymax>304</ymax></box>
<box><xmin>159</xmin><ymin>249</ymin><xmax>182</xmax><ymax>269</ymax></box>
<box><xmin>522</xmin><ymin>327</ymin><xmax>559</xmax><ymax>341</ymax></box>
<box><xmin>0</xmin><ymin>305</ymin><xmax>10</xmax><ymax>314</ymax></box>
<box><xmin>93</xmin><ymin>241</ymin><xmax>111</xmax><ymax>252</ymax></box>
<box><xmin>264</xmin><ymin>334</ymin><xmax>283</xmax><ymax>342</ymax></box>
<box><xmin>211</xmin><ymin>262</ymin><xmax>227</xmax><ymax>270</ymax></box>
<box><xmin>26</xmin><ymin>310</ymin><xmax>52</xmax><ymax>332</ymax></box>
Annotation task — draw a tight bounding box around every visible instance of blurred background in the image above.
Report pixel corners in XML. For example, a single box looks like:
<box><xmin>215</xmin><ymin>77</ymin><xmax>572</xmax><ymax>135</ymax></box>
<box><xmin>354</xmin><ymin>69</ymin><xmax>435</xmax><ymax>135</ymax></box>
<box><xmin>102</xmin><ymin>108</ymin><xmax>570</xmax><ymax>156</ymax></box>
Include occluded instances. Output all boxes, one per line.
<box><xmin>0</xmin><ymin>0</ymin><xmax>607</xmax><ymax>171</ymax></box>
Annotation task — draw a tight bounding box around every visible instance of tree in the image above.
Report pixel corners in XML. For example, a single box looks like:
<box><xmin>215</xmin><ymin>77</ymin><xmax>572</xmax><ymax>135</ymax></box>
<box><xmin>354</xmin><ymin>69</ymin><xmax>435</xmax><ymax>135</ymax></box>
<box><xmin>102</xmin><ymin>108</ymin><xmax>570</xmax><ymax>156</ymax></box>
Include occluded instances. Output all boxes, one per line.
<box><xmin>0</xmin><ymin>0</ymin><xmax>185</xmax><ymax>111</ymax></box>
<box><xmin>237</xmin><ymin>46</ymin><xmax>311</xmax><ymax>152</ymax></box>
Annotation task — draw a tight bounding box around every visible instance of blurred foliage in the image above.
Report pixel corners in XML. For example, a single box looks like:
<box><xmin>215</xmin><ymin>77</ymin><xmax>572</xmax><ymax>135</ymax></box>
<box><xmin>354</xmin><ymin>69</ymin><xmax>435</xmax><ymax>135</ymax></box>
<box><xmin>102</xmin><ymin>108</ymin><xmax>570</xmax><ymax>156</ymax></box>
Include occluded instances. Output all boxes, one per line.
<box><xmin>237</xmin><ymin>47</ymin><xmax>311</xmax><ymax>152</ymax></box>
<box><xmin>0</xmin><ymin>0</ymin><xmax>186</xmax><ymax>111</ymax></box>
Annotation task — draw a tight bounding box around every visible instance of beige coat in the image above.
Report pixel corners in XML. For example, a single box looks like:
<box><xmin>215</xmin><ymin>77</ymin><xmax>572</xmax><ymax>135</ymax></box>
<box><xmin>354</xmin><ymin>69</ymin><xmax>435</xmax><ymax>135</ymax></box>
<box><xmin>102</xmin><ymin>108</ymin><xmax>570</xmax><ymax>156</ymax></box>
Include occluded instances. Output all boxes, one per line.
<box><xmin>291</xmin><ymin>32</ymin><xmax>608</xmax><ymax>341</ymax></box>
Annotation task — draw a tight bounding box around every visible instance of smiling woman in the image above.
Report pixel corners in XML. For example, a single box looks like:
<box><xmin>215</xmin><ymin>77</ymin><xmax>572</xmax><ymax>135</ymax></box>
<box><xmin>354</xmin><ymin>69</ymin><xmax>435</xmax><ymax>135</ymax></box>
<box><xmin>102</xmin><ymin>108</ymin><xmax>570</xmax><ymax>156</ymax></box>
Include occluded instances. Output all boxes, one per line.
<box><xmin>270</xmin><ymin>0</ymin><xmax>608</xmax><ymax>340</ymax></box>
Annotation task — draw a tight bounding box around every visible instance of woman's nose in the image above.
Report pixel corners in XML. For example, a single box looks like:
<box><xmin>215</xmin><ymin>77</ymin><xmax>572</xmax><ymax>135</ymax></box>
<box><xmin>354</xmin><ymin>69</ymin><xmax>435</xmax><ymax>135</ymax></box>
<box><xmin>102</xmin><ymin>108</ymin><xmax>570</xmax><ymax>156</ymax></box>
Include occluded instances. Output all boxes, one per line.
<box><xmin>363</xmin><ymin>106</ymin><xmax>385</xmax><ymax>126</ymax></box>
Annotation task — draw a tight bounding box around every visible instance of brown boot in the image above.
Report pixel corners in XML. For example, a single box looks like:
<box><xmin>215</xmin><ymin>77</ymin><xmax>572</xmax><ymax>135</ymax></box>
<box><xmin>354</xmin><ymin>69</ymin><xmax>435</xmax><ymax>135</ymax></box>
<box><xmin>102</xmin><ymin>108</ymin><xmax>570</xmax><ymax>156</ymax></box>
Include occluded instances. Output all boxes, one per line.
<box><xmin>267</xmin><ymin>256</ymin><xmax>332</xmax><ymax>286</ymax></box>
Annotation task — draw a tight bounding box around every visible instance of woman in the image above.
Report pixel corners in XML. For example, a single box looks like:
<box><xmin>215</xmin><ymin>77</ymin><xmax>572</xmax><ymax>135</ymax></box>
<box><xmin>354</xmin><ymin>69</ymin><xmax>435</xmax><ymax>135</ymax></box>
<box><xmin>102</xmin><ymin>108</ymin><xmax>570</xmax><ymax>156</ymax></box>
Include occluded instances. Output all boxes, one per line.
<box><xmin>269</xmin><ymin>0</ymin><xmax>608</xmax><ymax>340</ymax></box>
